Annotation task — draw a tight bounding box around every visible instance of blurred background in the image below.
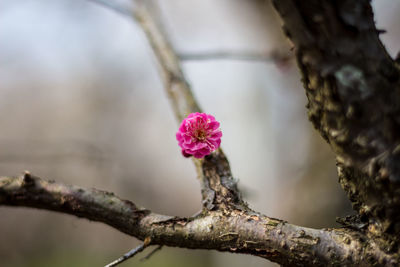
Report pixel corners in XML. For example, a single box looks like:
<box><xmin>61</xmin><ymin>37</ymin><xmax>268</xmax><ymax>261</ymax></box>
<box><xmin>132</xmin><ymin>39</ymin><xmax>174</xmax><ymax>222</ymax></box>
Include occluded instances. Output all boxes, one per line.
<box><xmin>0</xmin><ymin>0</ymin><xmax>399</xmax><ymax>266</ymax></box>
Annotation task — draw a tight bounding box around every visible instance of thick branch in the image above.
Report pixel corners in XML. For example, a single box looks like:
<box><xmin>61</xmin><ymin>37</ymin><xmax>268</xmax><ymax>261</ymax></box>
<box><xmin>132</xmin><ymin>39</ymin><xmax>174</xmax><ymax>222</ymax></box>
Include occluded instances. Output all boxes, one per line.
<box><xmin>1</xmin><ymin>174</ymin><xmax>398</xmax><ymax>266</ymax></box>
<box><xmin>272</xmin><ymin>0</ymin><xmax>400</xmax><ymax>240</ymax></box>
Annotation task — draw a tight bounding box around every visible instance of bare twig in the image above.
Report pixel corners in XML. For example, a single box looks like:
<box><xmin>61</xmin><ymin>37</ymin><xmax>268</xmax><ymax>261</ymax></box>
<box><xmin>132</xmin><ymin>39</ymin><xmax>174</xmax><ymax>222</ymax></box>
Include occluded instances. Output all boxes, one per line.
<box><xmin>178</xmin><ymin>50</ymin><xmax>292</xmax><ymax>63</ymax></box>
<box><xmin>132</xmin><ymin>3</ymin><xmax>201</xmax><ymax>122</ymax></box>
<box><xmin>105</xmin><ymin>243</ymin><xmax>146</xmax><ymax>267</ymax></box>
<box><xmin>105</xmin><ymin>237</ymin><xmax>151</xmax><ymax>267</ymax></box>
<box><xmin>140</xmin><ymin>245</ymin><xmax>162</xmax><ymax>261</ymax></box>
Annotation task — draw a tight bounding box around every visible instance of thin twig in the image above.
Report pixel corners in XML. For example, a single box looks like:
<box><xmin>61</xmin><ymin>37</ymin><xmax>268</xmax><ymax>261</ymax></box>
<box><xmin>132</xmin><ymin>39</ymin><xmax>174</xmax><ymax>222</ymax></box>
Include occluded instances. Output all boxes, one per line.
<box><xmin>105</xmin><ymin>239</ymin><xmax>150</xmax><ymax>267</ymax></box>
<box><xmin>140</xmin><ymin>245</ymin><xmax>163</xmax><ymax>261</ymax></box>
<box><xmin>86</xmin><ymin>0</ymin><xmax>197</xmax><ymax>121</ymax></box>
<box><xmin>133</xmin><ymin>3</ymin><xmax>202</xmax><ymax>122</ymax></box>
<box><xmin>178</xmin><ymin>50</ymin><xmax>291</xmax><ymax>63</ymax></box>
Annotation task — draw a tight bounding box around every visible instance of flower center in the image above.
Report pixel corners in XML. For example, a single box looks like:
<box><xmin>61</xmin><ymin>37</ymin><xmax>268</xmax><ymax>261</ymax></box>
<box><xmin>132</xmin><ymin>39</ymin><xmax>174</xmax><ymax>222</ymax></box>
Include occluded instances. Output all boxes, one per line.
<box><xmin>194</xmin><ymin>129</ymin><xmax>207</xmax><ymax>141</ymax></box>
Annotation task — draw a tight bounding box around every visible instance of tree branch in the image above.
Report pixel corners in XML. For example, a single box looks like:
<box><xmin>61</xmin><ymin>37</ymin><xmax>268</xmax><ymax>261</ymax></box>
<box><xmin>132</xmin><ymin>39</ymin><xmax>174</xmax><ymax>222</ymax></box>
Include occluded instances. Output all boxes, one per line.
<box><xmin>1</xmin><ymin>0</ymin><xmax>400</xmax><ymax>266</ymax></box>
<box><xmin>272</xmin><ymin>0</ymin><xmax>400</xmax><ymax>243</ymax></box>
<box><xmin>88</xmin><ymin>0</ymin><xmax>245</xmax><ymax>212</ymax></box>
<box><xmin>1</xmin><ymin>174</ymin><xmax>398</xmax><ymax>266</ymax></box>
<box><xmin>131</xmin><ymin>2</ymin><xmax>246</xmax><ymax>211</ymax></box>
<box><xmin>177</xmin><ymin>50</ymin><xmax>292</xmax><ymax>63</ymax></box>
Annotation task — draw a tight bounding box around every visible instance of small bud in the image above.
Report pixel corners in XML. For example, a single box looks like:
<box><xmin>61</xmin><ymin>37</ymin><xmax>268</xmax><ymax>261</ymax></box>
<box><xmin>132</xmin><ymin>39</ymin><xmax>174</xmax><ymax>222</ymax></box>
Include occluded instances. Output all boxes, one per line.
<box><xmin>22</xmin><ymin>171</ymin><xmax>34</xmax><ymax>186</ymax></box>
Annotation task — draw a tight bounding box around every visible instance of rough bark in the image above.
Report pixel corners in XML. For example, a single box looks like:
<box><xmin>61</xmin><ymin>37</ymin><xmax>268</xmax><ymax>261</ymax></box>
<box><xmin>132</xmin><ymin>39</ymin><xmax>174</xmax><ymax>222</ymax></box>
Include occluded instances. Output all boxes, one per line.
<box><xmin>1</xmin><ymin>173</ymin><xmax>398</xmax><ymax>266</ymax></box>
<box><xmin>1</xmin><ymin>0</ymin><xmax>400</xmax><ymax>266</ymax></box>
<box><xmin>272</xmin><ymin>0</ymin><xmax>400</xmax><ymax>252</ymax></box>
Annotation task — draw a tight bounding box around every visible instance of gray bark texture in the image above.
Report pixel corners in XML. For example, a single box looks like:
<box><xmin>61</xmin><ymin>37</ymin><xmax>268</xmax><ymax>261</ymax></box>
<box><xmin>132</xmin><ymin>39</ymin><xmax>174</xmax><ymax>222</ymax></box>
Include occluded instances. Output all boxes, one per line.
<box><xmin>1</xmin><ymin>0</ymin><xmax>400</xmax><ymax>266</ymax></box>
<box><xmin>272</xmin><ymin>0</ymin><xmax>400</xmax><ymax>254</ymax></box>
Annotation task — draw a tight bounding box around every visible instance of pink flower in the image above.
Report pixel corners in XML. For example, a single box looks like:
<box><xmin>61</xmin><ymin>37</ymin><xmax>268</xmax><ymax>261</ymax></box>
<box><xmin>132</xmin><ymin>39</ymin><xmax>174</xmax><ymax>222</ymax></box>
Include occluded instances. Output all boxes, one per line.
<box><xmin>176</xmin><ymin>112</ymin><xmax>222</xmax><ymax>158</ymax></box>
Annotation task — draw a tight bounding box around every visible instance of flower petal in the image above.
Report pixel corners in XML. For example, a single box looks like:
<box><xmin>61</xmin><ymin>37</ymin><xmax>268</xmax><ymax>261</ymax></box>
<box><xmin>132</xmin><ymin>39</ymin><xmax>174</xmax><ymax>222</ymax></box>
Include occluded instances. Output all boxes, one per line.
<box><xmin>176</xmin><ymin>112</ymin><xmax>222</xmax><ymax>159</ymax></box>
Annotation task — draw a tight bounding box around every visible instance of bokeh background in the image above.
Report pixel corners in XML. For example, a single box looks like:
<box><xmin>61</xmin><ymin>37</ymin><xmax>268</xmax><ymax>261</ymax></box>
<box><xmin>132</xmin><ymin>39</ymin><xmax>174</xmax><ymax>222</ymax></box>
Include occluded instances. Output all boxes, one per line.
<box><xmin>0</xmin><ymin>0</ymin><xmax>399</xmax><ymax>266</ymax></box>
